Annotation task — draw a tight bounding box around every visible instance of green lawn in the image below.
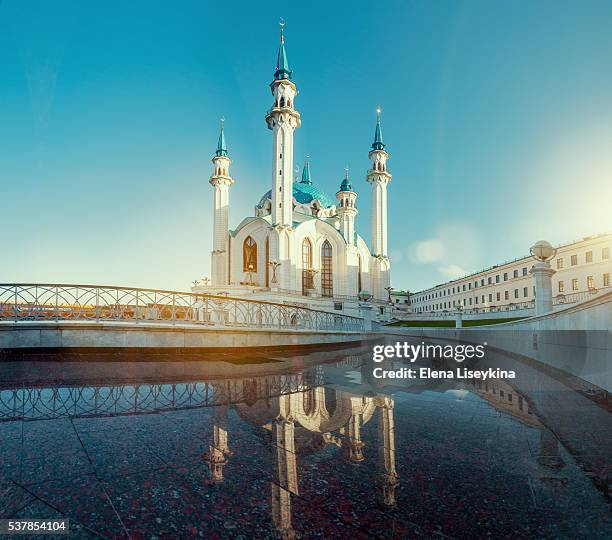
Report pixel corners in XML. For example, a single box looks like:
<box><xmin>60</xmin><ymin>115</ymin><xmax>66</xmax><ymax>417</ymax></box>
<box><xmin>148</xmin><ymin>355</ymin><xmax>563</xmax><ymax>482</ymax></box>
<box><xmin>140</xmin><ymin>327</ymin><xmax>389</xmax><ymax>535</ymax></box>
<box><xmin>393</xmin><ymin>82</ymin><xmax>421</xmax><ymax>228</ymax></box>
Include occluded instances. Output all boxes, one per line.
<box><xmin>387</xmin><ymin>317</ymin><xmax>526</xmax><ymax>328</ymax></box>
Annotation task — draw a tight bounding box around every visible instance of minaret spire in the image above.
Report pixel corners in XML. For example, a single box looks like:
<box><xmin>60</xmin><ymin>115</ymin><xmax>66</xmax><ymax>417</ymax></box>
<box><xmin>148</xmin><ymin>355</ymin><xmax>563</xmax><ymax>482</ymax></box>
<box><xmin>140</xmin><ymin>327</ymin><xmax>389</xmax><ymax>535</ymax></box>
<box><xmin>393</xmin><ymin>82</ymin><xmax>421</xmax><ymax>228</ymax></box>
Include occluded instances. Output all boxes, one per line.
<box><xmin>216</xmin><ymin>116</ymin><xmax>228</xmax><ymax>157</ymax></box>
<box><xmin>301</xmin><ymin>155</ymin><xmax>312</xmax><ymax>184</ymax></box>
<box><xmin>372</xmin><ymin>107</ymin><xmax>385</xmax><ymax>150</ymax></box>
<box><xmin>275</xmin><ymin>18</ymin><xmax>292</xmax><ymax>81</ymax></box>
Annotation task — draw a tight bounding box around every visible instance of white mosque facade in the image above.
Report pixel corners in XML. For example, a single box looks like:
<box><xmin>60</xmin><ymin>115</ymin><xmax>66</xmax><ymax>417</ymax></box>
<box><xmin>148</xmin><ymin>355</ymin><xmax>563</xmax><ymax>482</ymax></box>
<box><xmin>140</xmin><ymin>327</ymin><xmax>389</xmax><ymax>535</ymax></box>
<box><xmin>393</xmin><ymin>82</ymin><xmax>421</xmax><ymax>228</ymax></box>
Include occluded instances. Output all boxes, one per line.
<box><xmin>197</xmin><ymin>24</ymin><xmax>391</xmax><ymax>307</ymax></box>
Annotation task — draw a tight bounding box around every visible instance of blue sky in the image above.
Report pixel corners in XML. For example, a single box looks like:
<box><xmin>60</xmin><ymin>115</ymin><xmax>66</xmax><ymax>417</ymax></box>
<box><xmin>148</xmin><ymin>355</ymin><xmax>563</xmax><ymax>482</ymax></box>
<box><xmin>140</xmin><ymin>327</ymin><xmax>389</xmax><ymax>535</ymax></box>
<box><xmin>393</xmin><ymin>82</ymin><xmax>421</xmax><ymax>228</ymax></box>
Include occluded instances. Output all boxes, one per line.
<box><xmin>1</xmin><ymin>0</ymin><xmax>611</xmax><ymax>292</ymax></box>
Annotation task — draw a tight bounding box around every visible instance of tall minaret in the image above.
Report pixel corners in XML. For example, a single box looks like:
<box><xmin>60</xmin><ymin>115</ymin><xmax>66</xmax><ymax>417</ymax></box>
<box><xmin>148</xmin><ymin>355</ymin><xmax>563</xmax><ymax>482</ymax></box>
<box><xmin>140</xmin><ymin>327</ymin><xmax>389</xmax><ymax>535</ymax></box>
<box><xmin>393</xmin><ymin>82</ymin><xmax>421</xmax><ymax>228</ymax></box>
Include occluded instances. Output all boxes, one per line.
<box><xmin>367</xmin><ymin>108</ymin><xmax>392</xmax><ymax>300</ymax></box>
<box><xmin>367</xmin><ymin>108</ymin><xmax>391</xmax><ymax>256</ymax></box>
<box><xmin>336</xmin><ymin>167</ymin><xmax>358</xmax><ymax>245</ymax></box>
<box><xmin>209</xmin><ymin>118</ymin><xmax>234</xmax><ymax>287</ymax></box>
<box><xmin>265</xmin><ymin>19</ymin><xmax>301</xmax><ymax>227</ymax></box>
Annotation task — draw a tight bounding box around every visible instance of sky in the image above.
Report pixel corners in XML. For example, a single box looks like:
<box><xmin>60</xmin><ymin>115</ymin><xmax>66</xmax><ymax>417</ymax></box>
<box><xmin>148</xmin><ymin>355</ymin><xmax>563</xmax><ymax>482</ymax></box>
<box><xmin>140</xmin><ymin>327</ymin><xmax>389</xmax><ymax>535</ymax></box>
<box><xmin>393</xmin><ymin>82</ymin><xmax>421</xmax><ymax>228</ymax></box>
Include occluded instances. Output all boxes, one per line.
<box><xmin>1</xmin><ymin>0</ymin><xmax>612</xmax><ymax>293</ymax></box>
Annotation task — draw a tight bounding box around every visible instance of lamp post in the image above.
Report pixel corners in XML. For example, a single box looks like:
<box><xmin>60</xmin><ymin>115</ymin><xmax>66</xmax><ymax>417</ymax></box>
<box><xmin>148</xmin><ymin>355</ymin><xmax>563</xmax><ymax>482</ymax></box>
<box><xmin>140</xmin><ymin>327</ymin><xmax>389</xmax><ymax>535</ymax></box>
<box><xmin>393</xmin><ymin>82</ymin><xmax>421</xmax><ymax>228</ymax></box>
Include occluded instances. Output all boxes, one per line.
<box><xmin>269</xmin><ymin>260</ymin><xmax>281</xmax><ymax>285</ymax></box>
<box><xmin>529</xmin><ymin>240</ymin><xmax>557</xmax><ymax>315</ymax></box>
<box><xmin>246</xmin><ymin>264</ymin><xmax>255</xmax><ymax>287</ymax></box>
<box><xmin>358</xmin><ymin>290</ymin><xmax>373</xmax><ymax>331</ymax></box>
<box><xmin>384</xmin><ymin>286</ymin><xmax>394</xmax><ymax>304</ymax></box>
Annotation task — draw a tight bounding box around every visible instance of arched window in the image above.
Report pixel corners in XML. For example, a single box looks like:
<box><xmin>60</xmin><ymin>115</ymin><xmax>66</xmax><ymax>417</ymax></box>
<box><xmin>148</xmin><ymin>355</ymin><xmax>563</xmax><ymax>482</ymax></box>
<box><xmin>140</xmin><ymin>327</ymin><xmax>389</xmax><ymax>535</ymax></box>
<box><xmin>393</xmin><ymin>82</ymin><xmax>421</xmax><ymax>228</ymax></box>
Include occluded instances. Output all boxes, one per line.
<box><xmin>302</xmin><ymin>388</ymin><xmax>315</xmax><ymax>416</ymax></box>
<box><xmin>302</xmin><ymin>238</ymin><xmax>313</xmax><ymax>294</ymax></box>
<box><xmin>243</xmin><ymin>236</ymin><xmax>257</xmax><ymax>272</ymax></box>
<box><xmin>321</xmin><ymin>240</ymin><xmax>333</xmax><ymax>297</ymax></box>
<box><xmin>324</xmin><ymin>388</ymin><xmax>337</xmax><ymax>417</ymax></box>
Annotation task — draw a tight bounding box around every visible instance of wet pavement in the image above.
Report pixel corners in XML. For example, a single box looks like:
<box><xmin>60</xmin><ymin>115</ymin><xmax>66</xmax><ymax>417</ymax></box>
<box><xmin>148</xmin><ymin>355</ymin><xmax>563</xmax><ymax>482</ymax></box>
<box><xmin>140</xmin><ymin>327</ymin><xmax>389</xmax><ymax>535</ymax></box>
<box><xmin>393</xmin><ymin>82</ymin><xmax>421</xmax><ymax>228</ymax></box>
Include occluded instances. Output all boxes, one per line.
<box><xmin>0</xmin><ymin>347</ymin><xmax>611</xmax><ymax>539</ymax></box>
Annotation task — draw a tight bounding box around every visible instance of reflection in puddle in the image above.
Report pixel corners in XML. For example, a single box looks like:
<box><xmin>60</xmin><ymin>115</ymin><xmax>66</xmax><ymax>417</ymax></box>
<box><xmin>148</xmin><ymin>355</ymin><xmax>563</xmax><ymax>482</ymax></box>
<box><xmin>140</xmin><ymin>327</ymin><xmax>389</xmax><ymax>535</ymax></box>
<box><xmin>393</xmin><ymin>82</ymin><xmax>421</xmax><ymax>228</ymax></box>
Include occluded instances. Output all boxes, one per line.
<box><xmin>0</xmin><ymin>351</ymin><xmax>610</xmax><ymax>538</ymax></box>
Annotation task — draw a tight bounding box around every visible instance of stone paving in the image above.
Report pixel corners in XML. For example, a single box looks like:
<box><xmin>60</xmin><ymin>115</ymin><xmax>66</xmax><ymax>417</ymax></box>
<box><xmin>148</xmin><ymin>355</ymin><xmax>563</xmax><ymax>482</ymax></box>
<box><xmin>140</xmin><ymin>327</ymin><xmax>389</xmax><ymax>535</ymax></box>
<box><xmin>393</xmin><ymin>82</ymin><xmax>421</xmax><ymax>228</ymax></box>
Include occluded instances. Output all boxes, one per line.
<box><xmin>1</xmin><ymin>354</ymin><xmax>610</xmax><ymax>539</ymax></box>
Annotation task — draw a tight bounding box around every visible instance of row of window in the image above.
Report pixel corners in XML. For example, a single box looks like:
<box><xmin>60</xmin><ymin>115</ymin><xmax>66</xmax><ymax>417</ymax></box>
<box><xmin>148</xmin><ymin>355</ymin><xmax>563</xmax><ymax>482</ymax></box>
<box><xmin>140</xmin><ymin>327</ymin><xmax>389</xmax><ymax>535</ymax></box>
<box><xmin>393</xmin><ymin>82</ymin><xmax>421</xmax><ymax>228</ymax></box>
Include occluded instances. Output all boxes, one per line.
<box><xmin>415</xmin><ymin>273</ymin><xmax>611</xmax><ymax>312</ymax></box>
<box><xmin>415</xmin><ymin>286</ymin><xmax>535</xmax><ymax>312</ymax></box>
<box><xmin>413</xmin><ymin>246</ymin><xmax>611</xmax><ymax>304</ymax></box>
<box><xmin>558</xmin><ymin>273</ymin><xmax>611</xmax><ymax>292</ymax></box>
<box><xmin>414</xmin><ymin>266</ymin><xmax>530</xmax><ymax>303</ymax></box>
<box><xmin>557</xmin><ymin>247</ymin><xmax>609</xmax><ymax>269</ymax></box>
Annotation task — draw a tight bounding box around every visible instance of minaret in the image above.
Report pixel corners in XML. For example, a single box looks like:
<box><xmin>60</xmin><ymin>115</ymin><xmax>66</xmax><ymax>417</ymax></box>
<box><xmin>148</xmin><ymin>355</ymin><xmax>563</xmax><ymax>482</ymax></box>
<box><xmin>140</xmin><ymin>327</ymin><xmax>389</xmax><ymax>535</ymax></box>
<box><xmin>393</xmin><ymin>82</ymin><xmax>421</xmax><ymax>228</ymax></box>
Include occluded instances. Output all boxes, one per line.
<box><xmin>367</xmin><ymin>108</ymin><xmax>391</xmax><ymax>256</ymax></box>
<box><xmin>265</xmin><ymin>19</ymin><xmax>301</xmax><ymax>227</ymax></box>
<box><xmin>367</xmin><ymin>108</ymin><xmax>392</xmax><ymax>300</ymax></box>
<box><xmin>209</xmin><ymin>118</ymin><xmax>234</xmax><ymax>287</ymax></box>
<box><xmin>336</xmin><ymin>167</ymin><xmax>358</xmax><ymax>246</ymax></box>
<box><xmin>376</xmin><ymin>396</ymin><xmax>399</xmax><ymax>506</ymax></box>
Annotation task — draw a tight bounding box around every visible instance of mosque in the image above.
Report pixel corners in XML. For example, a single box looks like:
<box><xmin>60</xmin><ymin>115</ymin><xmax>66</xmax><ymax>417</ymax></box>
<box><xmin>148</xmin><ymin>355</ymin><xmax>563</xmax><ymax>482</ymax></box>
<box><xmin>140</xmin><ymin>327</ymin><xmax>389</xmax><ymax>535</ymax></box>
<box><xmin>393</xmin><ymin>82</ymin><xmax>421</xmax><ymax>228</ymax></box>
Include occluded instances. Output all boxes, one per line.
<box><xmin>195</xmin><ymin>22</ymin><xmax>392</xmax><ymax>309</ymax></box>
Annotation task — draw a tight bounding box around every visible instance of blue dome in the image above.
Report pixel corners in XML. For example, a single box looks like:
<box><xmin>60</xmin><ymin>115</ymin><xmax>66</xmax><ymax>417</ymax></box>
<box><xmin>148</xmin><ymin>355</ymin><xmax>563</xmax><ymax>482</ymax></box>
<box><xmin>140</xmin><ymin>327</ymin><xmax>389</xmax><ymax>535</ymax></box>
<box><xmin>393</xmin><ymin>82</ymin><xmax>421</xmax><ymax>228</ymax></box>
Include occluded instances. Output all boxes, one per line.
<box><xmin>258</xmin><ymin>182</ymin><xmax>336</xmax><ymax>209</ymax></box>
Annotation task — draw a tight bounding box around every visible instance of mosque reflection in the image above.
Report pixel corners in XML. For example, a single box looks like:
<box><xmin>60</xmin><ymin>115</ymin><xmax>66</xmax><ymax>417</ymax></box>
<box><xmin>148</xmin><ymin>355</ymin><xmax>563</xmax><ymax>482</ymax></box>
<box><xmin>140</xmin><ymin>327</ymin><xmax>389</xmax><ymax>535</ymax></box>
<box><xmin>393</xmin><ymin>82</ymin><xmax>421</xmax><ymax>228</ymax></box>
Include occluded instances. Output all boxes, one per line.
<box><xmin>198</xmin><ymin>359</ymin><xmax>564</xmax><ymax>539</ymax></box>
<box><xmin>202</xmin><ymin>378</ymin><xmax>397</xmax><ymax>538</ymax></box>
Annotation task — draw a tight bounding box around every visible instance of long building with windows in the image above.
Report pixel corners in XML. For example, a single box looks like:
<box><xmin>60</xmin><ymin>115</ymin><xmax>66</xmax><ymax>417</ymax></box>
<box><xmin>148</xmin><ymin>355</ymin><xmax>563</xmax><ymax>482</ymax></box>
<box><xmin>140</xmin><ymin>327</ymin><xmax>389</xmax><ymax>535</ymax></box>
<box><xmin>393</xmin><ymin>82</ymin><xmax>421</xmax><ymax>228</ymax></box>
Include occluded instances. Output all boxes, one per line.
<box><xmin>410</xmin><ymin>234</ymin><xmax>612</xmax><ymax>314</ymax></box>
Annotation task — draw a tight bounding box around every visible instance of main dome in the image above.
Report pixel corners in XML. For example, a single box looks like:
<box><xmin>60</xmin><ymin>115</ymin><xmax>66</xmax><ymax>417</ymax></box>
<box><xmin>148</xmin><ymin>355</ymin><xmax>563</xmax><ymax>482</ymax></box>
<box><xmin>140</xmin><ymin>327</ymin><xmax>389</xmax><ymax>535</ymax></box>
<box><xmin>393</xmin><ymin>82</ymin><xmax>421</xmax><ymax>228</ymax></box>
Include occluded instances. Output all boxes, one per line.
<box><xmin>257</xmin><ymin>182</ymin><xmax>336</xmax><ymax>209</ymax></box>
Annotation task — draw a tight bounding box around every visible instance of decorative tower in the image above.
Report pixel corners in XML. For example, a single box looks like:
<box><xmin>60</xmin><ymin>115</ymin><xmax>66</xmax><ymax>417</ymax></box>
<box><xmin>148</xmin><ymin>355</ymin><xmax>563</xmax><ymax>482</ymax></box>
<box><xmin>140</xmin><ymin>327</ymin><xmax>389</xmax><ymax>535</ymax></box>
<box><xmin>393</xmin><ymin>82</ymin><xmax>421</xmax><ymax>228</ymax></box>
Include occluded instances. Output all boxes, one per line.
<box><xmin>336</xmin><ymin>167</ymin><xmax>358</xmax><ymax>246</ymax></box>
<box><xmin>209</xmin><ymin>118</ymin><xmax>234</xmax><ymax>287</ymax></box>
<box><xmin>265</xmin><ymin>19</ymin><xmax>301</xmax><ymax>227</ymax></box>
<box><xmin>265</xmin><ymin>19</ymin><xmax>301</xmax><ymax>290</ymax></box>
<box><xmin>367</xmin><ymin>108</ymin><xmax>392</xmax><ymax>300</ymax></box>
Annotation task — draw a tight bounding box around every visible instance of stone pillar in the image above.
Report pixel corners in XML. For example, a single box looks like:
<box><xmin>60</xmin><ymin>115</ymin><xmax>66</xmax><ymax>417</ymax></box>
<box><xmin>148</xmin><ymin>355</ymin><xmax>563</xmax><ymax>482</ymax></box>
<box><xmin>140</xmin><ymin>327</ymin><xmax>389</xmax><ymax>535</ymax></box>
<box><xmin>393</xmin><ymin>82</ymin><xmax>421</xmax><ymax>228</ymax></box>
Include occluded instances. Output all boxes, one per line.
<box><xmin>530</xmin><ymin>261</ymin><xmax>555</xmax><ymax>315</ymax></box>
<box><xmin>529</xmin><ymin>240</ymin><xmax>557</xmax><ymax>316</ymax></box>
<box><xmin>358</xmin><ymin>302</ymin><xmax>373</xmax><ymax>331</ymax></box>
<box><xmin>455</xmin><ymin>306</ymin><xmax>463</xmax><ymax>328</ymax></box>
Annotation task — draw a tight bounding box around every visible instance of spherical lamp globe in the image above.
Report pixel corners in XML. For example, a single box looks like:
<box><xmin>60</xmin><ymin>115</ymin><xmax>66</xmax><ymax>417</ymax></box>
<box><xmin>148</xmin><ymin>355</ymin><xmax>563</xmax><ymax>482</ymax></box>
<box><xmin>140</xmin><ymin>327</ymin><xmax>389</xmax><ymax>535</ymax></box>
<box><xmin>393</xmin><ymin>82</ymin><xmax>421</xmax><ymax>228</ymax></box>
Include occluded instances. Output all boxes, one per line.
<box><xmin>530</xmin><ymin>240</ymin><xmax>556</xmax><ymax>262</ymax></box>
<box><xmin>358</xmin><ymin>290</ymin><xmax>372</xmax><ymax>302</ymax></box>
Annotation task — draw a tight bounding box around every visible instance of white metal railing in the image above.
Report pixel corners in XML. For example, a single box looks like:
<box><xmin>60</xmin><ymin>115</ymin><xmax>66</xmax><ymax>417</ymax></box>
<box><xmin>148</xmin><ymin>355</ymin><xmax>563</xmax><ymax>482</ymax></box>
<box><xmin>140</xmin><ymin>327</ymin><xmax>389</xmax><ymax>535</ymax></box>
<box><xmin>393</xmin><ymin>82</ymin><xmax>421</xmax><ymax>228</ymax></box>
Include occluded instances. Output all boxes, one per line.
<box><xmin>0</xmin><ymin>284</ymin><xmax>365</xmax><ymax>333</ymax></box>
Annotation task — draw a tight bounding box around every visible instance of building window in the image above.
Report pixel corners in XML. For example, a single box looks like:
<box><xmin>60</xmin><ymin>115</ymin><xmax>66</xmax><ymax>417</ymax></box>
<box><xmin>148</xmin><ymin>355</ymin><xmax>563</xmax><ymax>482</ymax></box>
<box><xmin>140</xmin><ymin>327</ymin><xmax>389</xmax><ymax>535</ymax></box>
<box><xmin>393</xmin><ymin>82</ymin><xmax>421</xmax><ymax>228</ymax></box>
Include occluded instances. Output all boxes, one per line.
<box><xmin>463</xmin><ymin>284</ymin><xmax>466</xmax><ymax>291</ymax></box>
<box><xmin>488</xmin><ymin>277</ymin><xmax>492</xmax><ymax>285</ymax></box>
<box><xmin>504</xmin><ymin>291</ymin><xmax>509</xmax><ymax>300</ymax></box>
<box><xmin>513</xmin><ymin>269</ymin><xmax>518</xmax><ymax>279</ymax></box>
<box><xmin>572</xmin><ymin>278</ymin><xmax>578</xmax><ymax>291</ymax></box>
<box><xmin>489</xmin><ymin>293</ymin><xmax>493</xmax><ymax>302</ymax></box>
<box><xmin>302</xmin><ymin>238</ymin><xmax>313</xmax><ymax>294</ymax></box>
<box><xmin>514</xmin><ymin>289</ymin><xmax>519</xmax><ymax>299</ymax></box>
<box><xmin>603</xmin><ymin>247</ymin><xmax>610</xmax><ymax>260</ymax></box>
<box><xmin>522</xmin><ymin>267</ymin><xmax>527</xmax><ymax>276</ymax></box>
<box><xmin>480</xmin><ymin>279</ymin><xmax>485</xmax><ymax>286</ymax></box>
<box><xmin>321</xmin><ymin>240</ymin><xmax>333</xmax><ymax>297</ymax></box>
<box><xmin>243</xmin><ymin>236</ymin><xmax>257</xmax><ymax>272</ymax></box>
<box><xmin>586</xmin><ymin>251</ymin><xmax>593</xmax><ymax>263</ymax></box>
<box><xmin>496</xmin><ymin>292</ymin><xmax>501</xmax><ymax>301</ymax></box>
<box><xmin>604</xmin><ymin>273</ymin><xmax>610</xmax><ymax>287</ymax></box>
<box><xmin>571</xmin><ymin>255</ymin><xmax>577</xmax><ymax>266</ymax></box>
<box><xmin>469</xmin><ymin>298</ymin><xmax>472</xmax><ymax>305</ymax></box>
<box><xmin>481</xmin><ymin>295</ymin><xmax>485</xmax><ymax>303</ymax></box>
<box><xmin>558</xmin><ymin>281</ymin><xmax>564</xmax><ymax>293</ymax></box>
<box><xmin>503</xmin><ymin>272</ymin><xmax>508</xmax><ymax>281</ymax></box>
<box><xmin>523</xmin><ymin>287</ymin><xmax>528</xmax><ymax>297</ymax></box>
<box><xmin>587</xmin><ymin>276</ymin><xmax>594</xmax><ymax>290</ymax></box>
<box><xmin>557</xmin><ymin>258</ymin><xmax>564</xmax><ymax>269</ymax></box>
<box><xmin>357</xmin><ymin>254</ymin><xmax>362</xmax><ymax>293</ymax></box>
<box><xmin>496</xmin><ymin>275</ymin><xmax>500</xmax><ymax>283</ymax></box>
